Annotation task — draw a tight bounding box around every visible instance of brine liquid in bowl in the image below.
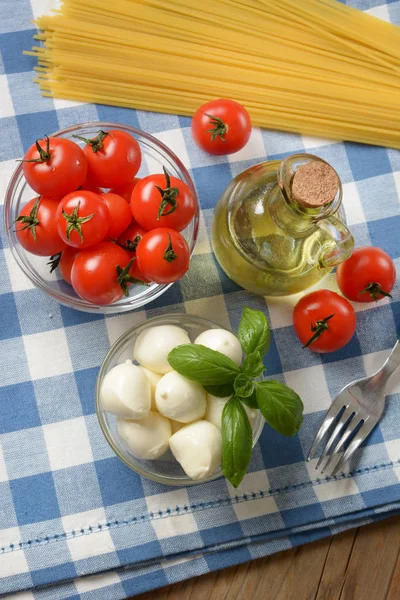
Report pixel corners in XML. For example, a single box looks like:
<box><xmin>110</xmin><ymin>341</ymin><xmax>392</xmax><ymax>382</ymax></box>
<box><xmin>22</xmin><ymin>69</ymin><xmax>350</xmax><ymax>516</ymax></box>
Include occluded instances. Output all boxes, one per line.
<box><xmin>96</xmin><ymin>314</ymin><xmax>265</xmax><ymax>486</ymax></box>
<box><xmin>4</xmin><ymin>122</ymin><xmax>199</xmax><ymax>313</ymax></box>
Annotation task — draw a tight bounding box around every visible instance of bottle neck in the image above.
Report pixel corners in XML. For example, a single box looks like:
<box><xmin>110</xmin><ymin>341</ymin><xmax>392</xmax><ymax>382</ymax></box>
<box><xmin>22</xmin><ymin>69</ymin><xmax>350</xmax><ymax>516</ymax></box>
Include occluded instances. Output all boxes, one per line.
<box><xmin>269</xmin><ymin>186</ymin><xmax>317</xmax><ymax>236</ymax></box>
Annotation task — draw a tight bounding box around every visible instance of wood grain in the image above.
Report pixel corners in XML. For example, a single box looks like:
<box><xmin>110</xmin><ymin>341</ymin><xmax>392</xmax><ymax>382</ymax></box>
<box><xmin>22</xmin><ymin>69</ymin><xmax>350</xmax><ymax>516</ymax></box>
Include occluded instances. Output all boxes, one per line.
<box><xmin>135</xmin><ymin>516</ymin><xmax>400</xmax><ymax>600</ymax></box>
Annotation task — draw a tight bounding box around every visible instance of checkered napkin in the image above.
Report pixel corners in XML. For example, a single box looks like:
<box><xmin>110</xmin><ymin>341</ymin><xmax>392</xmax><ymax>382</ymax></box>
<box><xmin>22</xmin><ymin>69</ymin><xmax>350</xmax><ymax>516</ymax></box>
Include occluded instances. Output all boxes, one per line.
<box><xmin>1</xmin><ymin>0</ymin><xmax>400</xmax><ymax>597</ymax></box>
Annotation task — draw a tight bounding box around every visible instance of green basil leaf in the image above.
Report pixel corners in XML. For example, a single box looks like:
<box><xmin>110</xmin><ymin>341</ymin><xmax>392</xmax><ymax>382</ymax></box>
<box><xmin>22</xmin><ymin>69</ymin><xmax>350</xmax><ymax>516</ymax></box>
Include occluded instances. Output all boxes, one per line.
<box><xmin>168</xmin><ymin>344</ymin><xmax>240</xmax><ymax>386</ymax></box>
<box><xmin>233</xmin><ymin>374</ymin><xmax>254</xmax><ymax>398</ymax></box>
<box><xmin>256</xmin><ymin>380</ymin><xmax>303</xmax><ymax>436</ymax></box>
<box><xmin>222</xmin><ymin>396</ymin><xmax>253</xmax><ymax>488</ymax></box>
<box><xmin>240</xmin><ymin>388</ymin><xmax>258</xmax><ymax>409</ymax></box>
<box><xmin>204</xmin><ymin>382</ymin><xmax>234</xmax><ymax>398</ymax></box>
<box><xmin>238</xmin><ymin>306</ymin><xmax>270</xmax><ymax>356</ymax></box>
<box><xmin>241</xmin><ymin>351</ymin><xmax>265</xmax><ymax>378</ymax></box>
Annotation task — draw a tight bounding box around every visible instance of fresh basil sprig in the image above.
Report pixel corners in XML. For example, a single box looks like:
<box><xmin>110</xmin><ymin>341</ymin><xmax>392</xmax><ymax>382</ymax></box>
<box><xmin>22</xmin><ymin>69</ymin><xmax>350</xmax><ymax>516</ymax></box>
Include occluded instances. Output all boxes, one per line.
<box><xmin>256</xmin><ymin>381</ymin><xmax>303</xmax><ymax>436</ymax></box>
<box><xmin>238</xmin><ymin>306</ymin><xmax>270</xmax><ymax>355</ymax></box>
<box><xmin>168</xmin><ymin>344</ymin><xmax>240</xmax><ymax>385</ymax></box>
<box><xmin>222</xmin><ymin>397</ymin><xmax>253</xmax><ymax>488</ymax></box>
<box><xmin>167</xmin><ymin>306</ymin><xmax>304</xmax><ymax>487</ymax></box>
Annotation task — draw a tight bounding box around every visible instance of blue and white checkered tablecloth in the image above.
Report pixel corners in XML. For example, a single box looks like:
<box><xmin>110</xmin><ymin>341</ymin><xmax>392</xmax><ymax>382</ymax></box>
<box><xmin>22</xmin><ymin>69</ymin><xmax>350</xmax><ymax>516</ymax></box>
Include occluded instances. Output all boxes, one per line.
<box><xmin>1</xmin><ymin>0</ymin><xmax>400</xmax><ymax>597</ymax></box>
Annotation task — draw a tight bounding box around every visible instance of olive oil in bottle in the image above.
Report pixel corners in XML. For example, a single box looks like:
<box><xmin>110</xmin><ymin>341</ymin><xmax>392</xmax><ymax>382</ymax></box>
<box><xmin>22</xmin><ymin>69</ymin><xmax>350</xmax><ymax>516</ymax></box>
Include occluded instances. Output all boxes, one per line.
<box><xmin>212</xmin><ymin>154</ymin><xmax>354</xmax><ymax>296</ymax></box>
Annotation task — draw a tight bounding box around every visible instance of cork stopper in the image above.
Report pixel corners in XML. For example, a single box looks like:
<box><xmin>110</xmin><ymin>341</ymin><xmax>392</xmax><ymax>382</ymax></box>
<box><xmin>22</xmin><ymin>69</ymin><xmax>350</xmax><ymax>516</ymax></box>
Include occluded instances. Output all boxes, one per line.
<box><xmin>291</xmin><ymin>161</ymin><xmax>339</xmax><ymax>208</ymax></box>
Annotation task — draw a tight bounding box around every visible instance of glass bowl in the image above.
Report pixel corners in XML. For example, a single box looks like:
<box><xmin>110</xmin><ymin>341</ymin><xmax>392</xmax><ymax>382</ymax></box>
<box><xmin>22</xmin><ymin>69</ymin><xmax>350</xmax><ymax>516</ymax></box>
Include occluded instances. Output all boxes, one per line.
<box><xmin>4</xmin><ymin>122</ymin><xmax>199</xmax><ymax>314</ymax></box>
<box><xmin>96</xmin><ymin>314</ymin><xmax>265</xmax><ymax>486</ymax></box>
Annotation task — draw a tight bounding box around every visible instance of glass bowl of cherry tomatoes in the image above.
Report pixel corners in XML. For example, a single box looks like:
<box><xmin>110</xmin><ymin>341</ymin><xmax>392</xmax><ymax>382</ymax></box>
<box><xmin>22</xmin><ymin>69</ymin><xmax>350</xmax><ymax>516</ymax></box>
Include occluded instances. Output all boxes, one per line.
<box><xmin>4</xmin><ymin>122</ymin><xmax>199</xmax><ymax>313</ymax></box>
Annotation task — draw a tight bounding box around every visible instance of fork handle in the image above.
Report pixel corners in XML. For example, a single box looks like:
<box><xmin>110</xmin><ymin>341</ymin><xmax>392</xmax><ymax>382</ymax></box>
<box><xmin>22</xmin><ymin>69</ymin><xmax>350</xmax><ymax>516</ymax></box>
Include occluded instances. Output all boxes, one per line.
<box><xmin>380</xmin><ymin>340</ymin><xmax>400</xmax><ymax>382</ymax></box>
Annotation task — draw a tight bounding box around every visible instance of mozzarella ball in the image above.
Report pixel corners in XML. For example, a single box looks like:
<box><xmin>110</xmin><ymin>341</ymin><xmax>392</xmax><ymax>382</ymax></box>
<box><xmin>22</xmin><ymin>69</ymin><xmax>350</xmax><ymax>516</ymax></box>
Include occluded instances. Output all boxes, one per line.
<box><xmin>205</xmin><ymin>393</ymin><xmax>258</xmax><ymax>430</ymax></box>
<box><xmin>169</xmin><ymin>419</ymin><xmax>185</xmax><ymax>434</ymax></box>
<box><xmin>117</xmin><ymin>412</ymin><xmax>171</xmax><ymax>460</ymax></box>
<box><xmin>140</xmin><ymin>366</ymin><xmax>162</xmax><ymax>410</ymax></box>
<box><xmin>156</xmin><ymin>372</ymin><xmax>206</xmax><ymax>423</ymax></box>
<box><xmin>194</xmin><ymin>329</ymin><xmax>242</xmax><ymax>366</ymax></box>
<box><xmin>169</xmin><ymin>421</ymin><xmax>222</xmax><ymax>480</ymax></box>
<box><xmin>101</xmin><ymin>360</ymin><xmax>151</xmax><ymax>419</ymax></box>
<box><xmin>134</xmin><ymin>325</ymin><xmax>191</xmax><ymax>374</ymax></box>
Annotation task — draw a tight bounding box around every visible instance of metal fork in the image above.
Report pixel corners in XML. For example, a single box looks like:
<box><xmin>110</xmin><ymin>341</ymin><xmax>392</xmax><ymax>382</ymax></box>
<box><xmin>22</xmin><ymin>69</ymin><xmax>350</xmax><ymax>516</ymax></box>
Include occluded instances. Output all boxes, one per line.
<box><xmin>308</xmin><ymin>340</ymin><xmax>400</xmax><ymax>476</ymax></box>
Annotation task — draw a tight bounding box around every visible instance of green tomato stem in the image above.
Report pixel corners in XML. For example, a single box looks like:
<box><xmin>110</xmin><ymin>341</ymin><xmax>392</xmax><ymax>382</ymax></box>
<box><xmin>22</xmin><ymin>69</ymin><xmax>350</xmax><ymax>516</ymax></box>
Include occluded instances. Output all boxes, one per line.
<box><xmin>303</xmin><ymin>314</ymin><xmax>335</xmax><ymax>349</ymax></box>
<box><xmin>358</xmin><ymin>282</ymin><xmax>392</xmax><ymax>300</ymax></box>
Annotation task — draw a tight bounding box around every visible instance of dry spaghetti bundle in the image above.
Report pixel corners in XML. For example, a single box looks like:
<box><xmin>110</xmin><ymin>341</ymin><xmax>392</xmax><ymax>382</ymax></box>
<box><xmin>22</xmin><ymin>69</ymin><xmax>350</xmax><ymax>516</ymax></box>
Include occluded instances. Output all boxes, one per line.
<box><xmin>26</xmin><ymin>0</ymin><xmax>400</xmax><ymax>148</ymax></box>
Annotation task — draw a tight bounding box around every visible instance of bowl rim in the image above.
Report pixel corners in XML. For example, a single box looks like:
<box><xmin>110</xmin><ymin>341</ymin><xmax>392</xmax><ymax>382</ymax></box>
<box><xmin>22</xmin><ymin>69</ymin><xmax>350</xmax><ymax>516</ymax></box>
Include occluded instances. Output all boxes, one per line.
<box><xmin>95</xmin><ymin>313</ymin><xmax>265</xmax><ymax>486</ymax></box>
<box><xmin>4</xmin><ymin>121</ymin><xmax>199</xmax><ymax>313</ymax></box>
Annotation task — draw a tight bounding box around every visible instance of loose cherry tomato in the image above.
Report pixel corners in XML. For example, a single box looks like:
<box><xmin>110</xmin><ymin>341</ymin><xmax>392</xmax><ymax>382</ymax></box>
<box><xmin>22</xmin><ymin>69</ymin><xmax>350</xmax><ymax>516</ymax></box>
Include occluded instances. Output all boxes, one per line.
<box><xmin>336</xmin><ymin>247</ymin><xmax>396</xmax><ymax>303</ymax></box>
<box><xmin>71</xmin><ymin>242</ymin><xmax>146</xmax><ymax>305</ymax></box>
<box><xmin>14</xmin><ymin>196</ymin><xmax>66</xmax><ymax>256</ymax></box>
<box><xmin>191</xmin><ymin>99</ymin><xmax>252</xmax><ymax>155</ymax></box>
<box><xmin>80</xmin><ymin>175</ymin><xmax>102</xmax><ymax>195</ymax></box>
<box><xmin>74</xmin><ymin>129</ymin><xmax>141</xmax><ymax>188</ymax></box>
<box><xmin>136</xmin><ymin>228</ymin><xmax>190</xmax><ymax>284</ymax></box>
<box><xmin>100</xmin><ymin>193</ymin><xmax>132</xmax><ymax>238</ymax></box>
<box><xmin>131</xmin><ymin>168</ymin><xmax>196</xmax><ymax>232</ymax></box>
<box><xmin>23</xmin><ymin>135</ymin><xmax>87</xmax><ymax>197</ymax></box>
<box><xmin>56</xmin><ymin>190</ymin><xmax>109</xmax><ymax>249</ymax></box>
<box><xmin>109</xmin><ymin>178</ymin><xmax>140</xmax><ymax>202</ymax></box>
<box><xmin>293</xmin><ymin>290</ymin><xmax>356</xmax><ymax>353</ymax></box>
<box><xmin>59</xmin><ymin>246</ymin><xmax>80</xmax><ymax>285</ymax></box>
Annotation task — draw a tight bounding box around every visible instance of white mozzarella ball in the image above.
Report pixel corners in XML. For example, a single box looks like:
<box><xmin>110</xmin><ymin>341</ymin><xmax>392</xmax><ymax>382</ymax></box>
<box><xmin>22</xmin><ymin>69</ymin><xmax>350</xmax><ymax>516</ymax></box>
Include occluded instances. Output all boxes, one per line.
<box><xmin>101</xmin><ymin>360</ymin><xmax>151</xmax><ymax>419</ymax></box>
<box><xmin>169</xmin><ymin>421</ymin><xmax>222</xmax><ymax>480</ymax></box>
<box><xmin>155</xmin><ymin>372</ymin><xmax>206</xmax><ymax>423</ymax></box>
<box><xmin>134</xmin><ymin>325</ymin><xmax>191</xmax><ymax>374</ymax></box>
<box><xmin>117</xmin><ymin>412</ymin><xmax>171</xmax><ymax>460</ymax></box>
<box><xmin>169</xmin><ymin>419</ymin><xmax>185</xmax><ymax>434</ymax></box>
<box><xmin>206</xmin><ymin>394</ymin><xmax>258</xmax><ymax>430</ymax></box>
<box><xmin>194</xmin><ymin>329</ymin><xmax>242</xmax><ymax>366</ymax></box>
<box><xmin>140</xmin><ymin>367</ymin><xmax>162</xmax><ymax>410</ymax></box>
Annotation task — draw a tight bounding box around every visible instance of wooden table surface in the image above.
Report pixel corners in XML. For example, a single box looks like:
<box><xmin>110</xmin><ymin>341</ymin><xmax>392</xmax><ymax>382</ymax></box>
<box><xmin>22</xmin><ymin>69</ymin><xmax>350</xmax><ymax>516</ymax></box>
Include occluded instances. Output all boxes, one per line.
<box><xmin>136</xmin><ymin>515</ymin><xmax>400</xmax><ymax>600</ymax></box>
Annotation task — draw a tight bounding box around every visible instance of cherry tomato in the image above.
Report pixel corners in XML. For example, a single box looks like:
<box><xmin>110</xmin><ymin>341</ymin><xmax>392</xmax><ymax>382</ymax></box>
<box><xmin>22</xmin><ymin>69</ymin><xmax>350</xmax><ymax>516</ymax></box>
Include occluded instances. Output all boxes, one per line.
<box><xmin>71</xmin><ymin>242</ymin><xmax>145</xmax><ymax>305</ymax></box>
<box><xmin>59</xmin><ymin>246</ymin><xmax>80</xmax><ymax>285</ymax></box>
<box><xmin>136</xmin><ymin>228</ymin><xmax>190</xmax><ymax>284</ymax></box>
<box><xmin>56</xmin><ymin>190</ymin><xmax>109</xmax><ymax>249</ymax></box>
<box><xmin>191</xmin><ymin>99</ymin><xmax>252</xmax><ymax>155</ymax></box>
<box><xmin>14</xmin><ymin>196</ymin><xmax>66</xmax><ymax>256</ymax></box>
<box><xmin>116</xmin><ymin>220</ymin><xmax>150</xmax><ymax>282</ymax></box>
<box><xmin>336</xmin><ymin>247</ymin><xmax>396</xmax><ymax>303</ymax></box>
<box><xmin>80</xmin><ymin>175</ymin><xmax>102</xmax><ymax>195</ymax></box>
<box><xmin>23</xmin><ymin>136</ymin><xmax>87</xmax><ymax>197</ymax></box>
<box><xmin>293</xmin><ymin>290</ymin><xmax>356</xmax><ymax>353</ymax></box>
<box><xmin>109</xmin><ymin>178</ymin><xmax>140</xmax><ymax>203</ymax></box>
<box><xmin>117</xmin><ymin>220</ymin><xmax>148</xmax><ymax>255</ymax></box>
<box><xmin>131</xmin><ymin>168</ymin><xmax>196</xmax><ymax>232</ymax></box>
<box><xmin>74</xmin><ymin>129</ymin><xmax>141</xmax><ymax>188</ymax></box>
<box><xmin>100</xmin><ymin>193</ymin><xmax>132</xmax><ymax>238</ymax></box>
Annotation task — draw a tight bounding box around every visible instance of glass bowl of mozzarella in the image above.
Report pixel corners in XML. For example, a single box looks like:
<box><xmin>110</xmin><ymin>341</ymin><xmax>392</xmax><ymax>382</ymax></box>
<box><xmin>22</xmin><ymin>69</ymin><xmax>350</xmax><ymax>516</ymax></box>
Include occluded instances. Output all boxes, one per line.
<box><xmin>96</xmin><ymin>314</ymin><xmax>265</xmax><ymax>486</ymax></box>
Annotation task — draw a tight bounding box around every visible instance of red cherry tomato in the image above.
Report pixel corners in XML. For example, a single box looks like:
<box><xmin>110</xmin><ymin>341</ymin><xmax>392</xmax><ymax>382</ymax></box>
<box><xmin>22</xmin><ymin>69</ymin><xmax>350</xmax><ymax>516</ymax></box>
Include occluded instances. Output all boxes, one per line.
<box><xmin>59</xmin><ymin>246</ymin><xmax>80</xmax><ymax>285</ymax></box>
<box><xmin>191</xmin><ymin>99</ymin><xmax>252</xmax><ymax>155</ymax></box>
<box><xmin>117</xmin><ymin>220</ymin><xmax>147</xmax><ymax>254</ymax></box>
<box><xmin>100</xmin><ymin>193</ymin><xmax>132</xmax><ymax>239</ymax></box>
<box><xmin>109</xmin><ymin>178</ymin><xmax>140</xmax><ymax>202</ymax></box>
<box><xmin>71</xmin><ymin>242</ymin><xmax>146</xmax><ymax>305</ymax></box>
<box><xmin>131</xmin><ymin>169</ymin><xmax>196</xmax><ymax>232</ymax></box>
<box><xmin>56</xmin><ymin>190</ymin><xmax>109</xmax><ymax>249</ymax></box>
<box><xmin>116</xmin><ymin>220</ymin><xmax>150</xmax><ymax>282</ymax></box>
<box><xmin>23</xmin><ymin>136</ymin><xmax>87</xmax><ymax>197</ymax></box>
<box><xmin>75</xmin><ymin>129</ymin><xmax>141</xmax><ymax>188</ymax></box>
<box><xmin>336</xmin><ymin>247</ymin><xmax>396</xmax><ymax>303</ymax></box>
<box><xmin>136</xmin><ymin>228</ymin><xmax>190</xmax><ymax>284</ymax></box>
<box><xmin>14</xmin><ymin>196</ymin><xmax>66</xmax><ymax>256</ymax></box>
<box><xmin>80</xmin><ymin>175</ymin><xmax>102</xmax><ymax>195</ymax></box>
<box><xmin>293</xmin><ymin>290</ymin><xmax>356</xmax><ymax>353</ymax></box>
